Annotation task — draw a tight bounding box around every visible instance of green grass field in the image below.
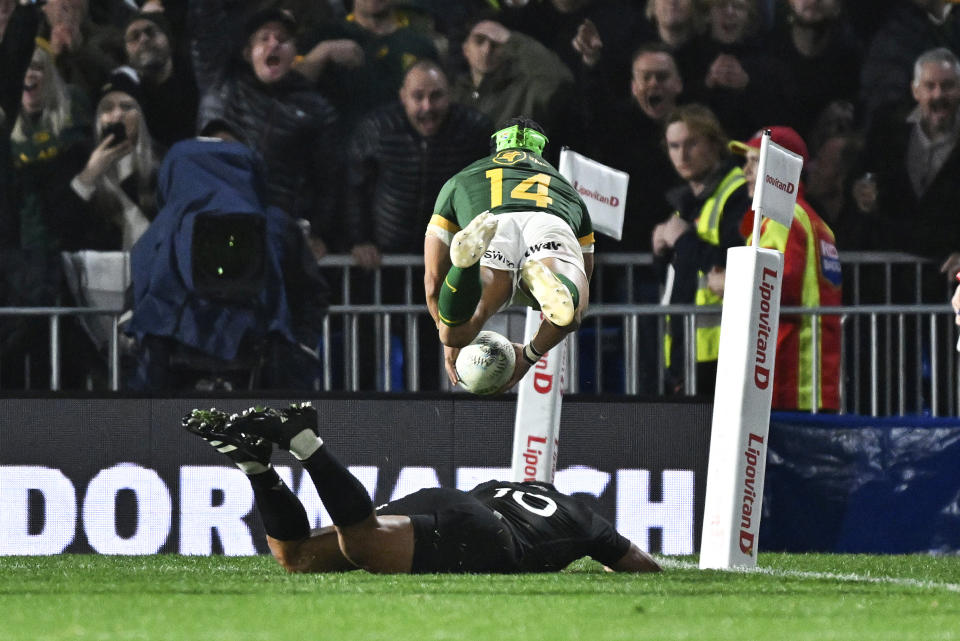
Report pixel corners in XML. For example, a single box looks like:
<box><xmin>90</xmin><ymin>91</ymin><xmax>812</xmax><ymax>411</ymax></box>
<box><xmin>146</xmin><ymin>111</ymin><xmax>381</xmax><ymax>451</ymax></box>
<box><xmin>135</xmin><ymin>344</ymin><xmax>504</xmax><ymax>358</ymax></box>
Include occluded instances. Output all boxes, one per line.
<box><xmin>1</xmin><ymin>554</ymin><xmax>958</xmax><ymax>641</ymax></box>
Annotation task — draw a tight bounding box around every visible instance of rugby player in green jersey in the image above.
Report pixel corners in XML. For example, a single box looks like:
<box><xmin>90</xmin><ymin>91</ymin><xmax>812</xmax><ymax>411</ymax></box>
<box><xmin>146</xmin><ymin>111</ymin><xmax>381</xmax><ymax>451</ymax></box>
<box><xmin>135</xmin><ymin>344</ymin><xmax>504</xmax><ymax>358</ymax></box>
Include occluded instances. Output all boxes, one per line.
<box><xmin>424</xmin><ymin>117</ymin><xmax>595</xmax><ymax>392</ymax></box>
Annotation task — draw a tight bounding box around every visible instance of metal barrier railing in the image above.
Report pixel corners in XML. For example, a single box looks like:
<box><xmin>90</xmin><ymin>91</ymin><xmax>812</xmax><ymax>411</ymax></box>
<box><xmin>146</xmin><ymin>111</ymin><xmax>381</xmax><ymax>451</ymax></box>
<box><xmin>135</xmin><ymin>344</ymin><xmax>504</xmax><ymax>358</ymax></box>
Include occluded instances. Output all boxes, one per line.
<box><xmin>0</xmin><ymin>306</ymin><xmax>123</xmax><ymax>391</ymax></box>
<box><xmin>2</xmin><ymin>253</ymin><xmax>958</xmax><ymax>416</ymax></box>
<box><xmin>313</xmin><ymin>250</ymin><xmax>954</xmax><ymax>310</ymax></box>
<box><xmin>314</xmin><ymin>301</ymin><xmax>958</xmax><ymax>416</ymax></box>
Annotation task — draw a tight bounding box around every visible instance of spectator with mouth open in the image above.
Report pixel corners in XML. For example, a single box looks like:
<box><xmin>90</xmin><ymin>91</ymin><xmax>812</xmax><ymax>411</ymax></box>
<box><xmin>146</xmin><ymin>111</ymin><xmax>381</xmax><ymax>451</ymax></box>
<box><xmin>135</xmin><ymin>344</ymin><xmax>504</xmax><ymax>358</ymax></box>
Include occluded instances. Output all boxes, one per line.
<box><xmin>294</xmin><ymin>0</ymin><xmax>438</xmax><ymax>132</ymax></box>
<box><xmin>345</xmin><ymin>59</ymin><xmax>490</xmax><ymax>268</ymax></box>
<box><xmin>587</xmin><ymin>41</ymin><xmax>685</xmax><ymax>253</ymax></box>
<box><xmin>341</xmin><ymin>59</ymin><xmax>489</xmax><ymax>391</ymax></box>
<box><xmin>190</xmin><ymin>1</ymin><xmax>342</xmax><ymax>256</ymax></box>
<box><xmin>3</xmin><ymin>37</ymin><xmax>92</xmax><ymax>389</ymax></box>
<box><xmin>580</xmin><ymin>41</ymin><xmax>687</xmax><ymax>395</ymax></box>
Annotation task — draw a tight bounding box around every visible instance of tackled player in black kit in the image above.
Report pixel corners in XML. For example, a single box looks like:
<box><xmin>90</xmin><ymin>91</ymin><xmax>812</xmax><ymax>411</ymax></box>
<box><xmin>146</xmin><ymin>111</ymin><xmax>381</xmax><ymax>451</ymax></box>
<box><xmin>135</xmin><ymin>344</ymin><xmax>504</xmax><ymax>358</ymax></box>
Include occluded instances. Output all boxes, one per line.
<box><xmin>183</xmin><ymin>403</ymin><xmax>660</xmax><ymax>574</ymax></box>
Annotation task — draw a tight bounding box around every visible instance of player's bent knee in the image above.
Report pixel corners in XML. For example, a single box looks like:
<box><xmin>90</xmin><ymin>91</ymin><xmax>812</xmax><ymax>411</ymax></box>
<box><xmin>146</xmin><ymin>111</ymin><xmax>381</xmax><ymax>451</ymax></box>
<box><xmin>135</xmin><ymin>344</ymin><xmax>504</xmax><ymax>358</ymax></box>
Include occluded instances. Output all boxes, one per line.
<box><xmin>268</xmin><ymin>539</ymin><xmax>311</xmax><ymax>573</ymax></box>
<box><xmin>440</xmin><ymin>324</ymin><xmax>477</xmax><ymax>348</ymax></box>
<box><xmin>338</xmin><ymin>538</ymin><xmax>403</xmax><ymax>574</ymax></box>
<box><xmin>337</xmin><ymin>515</ymin><xmax>415</xmax><ymax>574</ymax></box>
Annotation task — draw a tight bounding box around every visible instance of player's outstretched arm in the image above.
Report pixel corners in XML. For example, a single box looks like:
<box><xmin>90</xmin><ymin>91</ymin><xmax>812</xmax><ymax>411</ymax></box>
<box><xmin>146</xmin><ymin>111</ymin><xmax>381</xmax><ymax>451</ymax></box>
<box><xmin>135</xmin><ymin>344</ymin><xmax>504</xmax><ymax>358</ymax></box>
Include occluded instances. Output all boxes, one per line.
<box><xmin>497</xmin><ymin>320</ymin><xmax>576</xmax><ymax>393</ymax></box>
<box><xmin>424</xmin><ymin>234</ymin><xmax>451</xmax><ymax>329</ymax></box>
<box><xmin>606</xmin><ymin>543</ymin><xmax>662</xmax><ymax>573</ymax></box>
<box><xmin>498</xmin><ymin>255</ymin><xmax>591</xmax><ymax>393</ymax></box>
<box><xmin>497</xmin><ymin>317</ymin><xmax>568</xmax><ymax>393</ymax></box>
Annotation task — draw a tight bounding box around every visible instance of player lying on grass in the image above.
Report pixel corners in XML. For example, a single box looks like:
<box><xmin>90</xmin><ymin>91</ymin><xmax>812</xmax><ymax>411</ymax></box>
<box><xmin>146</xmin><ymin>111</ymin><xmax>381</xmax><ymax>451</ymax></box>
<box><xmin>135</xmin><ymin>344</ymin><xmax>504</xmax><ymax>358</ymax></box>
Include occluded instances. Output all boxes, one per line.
<box><xmin>184</xmin><ymin>402</ymin><xmax>660</xmax><ymax>574</ymax></box>
<box><xmin>424</xmin><ymin>117</ymin><xmax>594</xmax><ymax>393</ymax></box>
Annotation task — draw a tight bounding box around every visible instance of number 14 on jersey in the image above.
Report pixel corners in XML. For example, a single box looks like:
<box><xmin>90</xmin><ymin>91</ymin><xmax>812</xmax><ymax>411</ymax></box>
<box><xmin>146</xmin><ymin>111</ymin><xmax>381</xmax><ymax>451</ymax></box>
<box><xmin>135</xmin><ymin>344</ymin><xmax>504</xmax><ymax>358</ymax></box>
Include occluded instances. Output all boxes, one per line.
<box><xmin>486</xmin><ymin>168</ymin><xmax>554</xmax><ymax>209</ymax></box>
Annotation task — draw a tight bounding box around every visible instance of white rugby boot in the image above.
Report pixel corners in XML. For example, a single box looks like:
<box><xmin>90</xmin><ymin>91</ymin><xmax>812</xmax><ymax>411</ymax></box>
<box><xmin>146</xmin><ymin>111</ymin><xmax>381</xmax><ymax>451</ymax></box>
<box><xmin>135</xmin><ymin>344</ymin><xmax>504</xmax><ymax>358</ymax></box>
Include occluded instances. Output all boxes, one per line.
<box><xmin>450</xmin><ymin>211</ymin><xmax>498</xmax><ymax>268</ymax></box>
<box><xmin>521</xmin><ymin>259</ymin><xmax>575</xmax><ymax>326</ymax></box>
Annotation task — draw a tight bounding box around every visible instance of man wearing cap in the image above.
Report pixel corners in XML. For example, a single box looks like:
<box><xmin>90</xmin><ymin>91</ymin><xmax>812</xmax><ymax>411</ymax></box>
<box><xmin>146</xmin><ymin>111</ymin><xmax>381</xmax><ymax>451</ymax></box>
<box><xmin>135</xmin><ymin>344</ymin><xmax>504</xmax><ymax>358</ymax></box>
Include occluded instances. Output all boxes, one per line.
<box><xmin>423</xmin><ymin>117</ymin><xmax>594</xmax><ymax>393</ymax></box>
<box><xmin>190</xmin><ymin>1</ymin><xmax>341</xmax><ymax>254</ymax></box>
<box><xmin>122</xmin><ymin>10</ymin><xmax>197</xmax><ymax>147</ymax></box>
<box><xmin>450</xmin><ymin>15</ymin><xmax>576</xmax><ymax>157</ymax></box>
<box><xmin>720</xmin><ymin>125</ymin><xmax>842</xmax><ymax>411</ymax></box>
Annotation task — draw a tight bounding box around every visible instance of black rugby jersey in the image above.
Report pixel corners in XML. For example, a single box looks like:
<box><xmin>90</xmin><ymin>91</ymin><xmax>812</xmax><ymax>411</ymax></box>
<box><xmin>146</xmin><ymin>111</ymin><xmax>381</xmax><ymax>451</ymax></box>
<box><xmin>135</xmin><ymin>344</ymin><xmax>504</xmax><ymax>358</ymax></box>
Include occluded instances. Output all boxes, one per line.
<box><xmin>468</xmin><ymin>480</ymin><xmax>630</xmax><ymax>572</ymax></box>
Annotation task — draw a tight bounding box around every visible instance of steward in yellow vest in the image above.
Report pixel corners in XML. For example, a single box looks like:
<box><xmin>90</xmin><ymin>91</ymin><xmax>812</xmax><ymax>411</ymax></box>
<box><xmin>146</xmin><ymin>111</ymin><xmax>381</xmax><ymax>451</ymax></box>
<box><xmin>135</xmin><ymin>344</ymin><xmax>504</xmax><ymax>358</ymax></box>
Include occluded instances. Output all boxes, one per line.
<box><xmin>653</xmin><ymin>104</ymin><xmax>750</xmax><ymax>395</ymax></box>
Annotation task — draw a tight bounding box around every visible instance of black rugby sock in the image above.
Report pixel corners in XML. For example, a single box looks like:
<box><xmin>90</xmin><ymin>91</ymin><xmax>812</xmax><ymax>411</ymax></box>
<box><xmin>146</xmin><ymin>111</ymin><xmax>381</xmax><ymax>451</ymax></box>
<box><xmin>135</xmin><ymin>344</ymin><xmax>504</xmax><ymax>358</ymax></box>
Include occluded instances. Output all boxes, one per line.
<box><xmin>248</xmin><ymin>468</ymin><xmax>310</xmax><ymax>541</ymax></box>
<box><xmin>300</xmin><ymin>445</ymin><xmax>374</xmax><ymax>528</ymax></box>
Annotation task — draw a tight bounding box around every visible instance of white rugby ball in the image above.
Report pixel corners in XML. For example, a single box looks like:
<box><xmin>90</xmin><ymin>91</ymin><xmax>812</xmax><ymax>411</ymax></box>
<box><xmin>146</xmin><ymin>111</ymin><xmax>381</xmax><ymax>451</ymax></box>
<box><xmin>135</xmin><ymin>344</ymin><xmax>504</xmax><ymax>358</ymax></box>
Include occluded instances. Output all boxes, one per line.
<box><xmin>456</xmin><ymin>330</ymin><xmax>516</xmax><ymax>395</ymax></box>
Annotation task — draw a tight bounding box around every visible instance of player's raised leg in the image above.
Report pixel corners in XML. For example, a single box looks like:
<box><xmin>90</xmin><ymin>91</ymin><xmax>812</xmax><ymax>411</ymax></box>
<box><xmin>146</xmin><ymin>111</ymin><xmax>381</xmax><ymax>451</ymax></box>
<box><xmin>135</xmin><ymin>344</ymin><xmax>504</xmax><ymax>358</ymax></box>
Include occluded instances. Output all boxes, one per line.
<box><xmin>521</xmin><ymin>258</ymin><xmax>576</xmax><ymax>327</ymax></box>
<box><xmin>226</xmin><ymin>403</ymin><xmax>416</xmax><ymax>573</ymax></box>
<box><xmin>524</xmin><ymin>255</ymin><xmax>590</xmax><ymax>328</ymax></box>
<box><xmin>434</xmin><ymin>212</ymin><xmax>499</xmax><ymax>329</ymax></box>
<box><xmin>439</xmin><ymin>265</ymin><xmax>513</xmax><ymax>346</ymax></box>
<box><xmin>182</xmin><ymin>408</ymin><xmax>354</xmax><ymax>571</ymax></box>
<box><xmin>497</xmin><ymin>255</ymin><xmax>592</xmax><ymax>391</ymax></box>
<box><xmin>436</xmin><ymin>266</ymin><xmax>515</xmax><ymax>385</ymax></box>
<box><xmin>450</xmin><ymin>210</ymin><xmax>498</xmax><ymax>268</ymax></box>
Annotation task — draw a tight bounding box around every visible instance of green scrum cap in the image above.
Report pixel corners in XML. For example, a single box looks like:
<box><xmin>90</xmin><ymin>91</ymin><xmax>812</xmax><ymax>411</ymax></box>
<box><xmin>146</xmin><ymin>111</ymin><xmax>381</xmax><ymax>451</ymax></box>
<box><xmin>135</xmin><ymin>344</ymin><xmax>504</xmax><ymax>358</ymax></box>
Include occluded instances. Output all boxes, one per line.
<box><xmin>491</xmin><ymin>120</ymin><xmax>549</xmax><ymax>155</ymax></box>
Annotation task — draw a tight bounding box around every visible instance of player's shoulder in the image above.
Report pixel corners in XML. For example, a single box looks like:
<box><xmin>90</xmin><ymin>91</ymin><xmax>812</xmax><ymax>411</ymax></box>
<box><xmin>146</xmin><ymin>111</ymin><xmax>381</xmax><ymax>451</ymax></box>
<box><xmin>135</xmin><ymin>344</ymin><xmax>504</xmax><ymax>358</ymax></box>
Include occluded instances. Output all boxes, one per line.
<box><xmin>469</xmin><ymin>479</ymin><xmax>556</xmax><ymax>493</ymax></box>
<box><xmin>477</xmin><ymin>480</ymin><xmax>567</xmax><ymax>501</ymax></box>
<box><xmin>449</xmin><ymin>155</ymin><xmax>496</xmax><ymax>180</ymax></box>
<box><xmin>519</xmin><ymin>481</ymin><xmax>559</xmax><ymax>494</ymax></box>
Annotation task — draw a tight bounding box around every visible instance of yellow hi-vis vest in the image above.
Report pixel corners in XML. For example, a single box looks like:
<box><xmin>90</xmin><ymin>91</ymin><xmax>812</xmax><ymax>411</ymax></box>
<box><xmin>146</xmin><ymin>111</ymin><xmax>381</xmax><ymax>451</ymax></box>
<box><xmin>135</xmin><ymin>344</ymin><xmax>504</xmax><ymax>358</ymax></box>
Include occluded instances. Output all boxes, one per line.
<box><xmin>665</xmin><ymin>166</ymin><xmax>747</xmax><ymax>366</ymax></box>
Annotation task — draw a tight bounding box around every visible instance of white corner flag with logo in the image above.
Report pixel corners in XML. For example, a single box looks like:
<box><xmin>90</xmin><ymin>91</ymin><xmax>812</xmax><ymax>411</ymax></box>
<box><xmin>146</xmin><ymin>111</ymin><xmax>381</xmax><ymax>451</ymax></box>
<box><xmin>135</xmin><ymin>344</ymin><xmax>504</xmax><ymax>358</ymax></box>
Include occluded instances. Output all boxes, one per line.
<box><xmin>750</xmin><ymin>133</ymin><xmax>803</xmax><ymax>231</ymax></box>
<box><xmin>510</xmin><ymin>149</ymin><xmax>626</xmax><ymax>482</ymax></box>
<box><xmin>558</xmin><ymin>148</ymin><xmax>628</xmax><ymax>240</ymax></box>
<box><xmin>699</xmin><ymin>130</ymin><xmax>802</xmax><ymax>570</ymax></box>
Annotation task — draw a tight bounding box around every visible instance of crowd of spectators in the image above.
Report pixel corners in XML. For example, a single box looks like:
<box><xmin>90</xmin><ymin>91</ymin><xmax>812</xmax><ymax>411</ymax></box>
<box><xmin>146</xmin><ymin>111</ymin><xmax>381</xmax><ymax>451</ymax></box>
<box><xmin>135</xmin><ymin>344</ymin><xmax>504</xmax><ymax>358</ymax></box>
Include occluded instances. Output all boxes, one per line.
<box><xmin>1</xmin><ymin>0</ymin><xmax>959</xmax><ymax>392</ymax></box>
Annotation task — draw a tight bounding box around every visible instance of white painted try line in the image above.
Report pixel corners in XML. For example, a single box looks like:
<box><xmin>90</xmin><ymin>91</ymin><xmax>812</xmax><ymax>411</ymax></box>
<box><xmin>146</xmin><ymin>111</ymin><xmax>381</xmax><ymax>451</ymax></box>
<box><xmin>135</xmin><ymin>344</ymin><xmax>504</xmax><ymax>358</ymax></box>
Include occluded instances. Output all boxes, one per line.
<box><xmin>656</xmin><ymin>557</ymin><xmax>960</xmax><ymax>593</ymax></box>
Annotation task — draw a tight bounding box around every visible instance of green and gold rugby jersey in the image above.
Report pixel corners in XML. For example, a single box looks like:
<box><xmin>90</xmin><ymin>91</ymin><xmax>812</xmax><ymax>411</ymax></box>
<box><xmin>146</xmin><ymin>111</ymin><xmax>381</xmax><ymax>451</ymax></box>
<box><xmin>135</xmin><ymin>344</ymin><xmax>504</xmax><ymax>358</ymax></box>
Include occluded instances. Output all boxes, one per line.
<box><xmin>427</xmin><ymin>149</ymin><xmax>594</xmax><ymax>249</ymax></box>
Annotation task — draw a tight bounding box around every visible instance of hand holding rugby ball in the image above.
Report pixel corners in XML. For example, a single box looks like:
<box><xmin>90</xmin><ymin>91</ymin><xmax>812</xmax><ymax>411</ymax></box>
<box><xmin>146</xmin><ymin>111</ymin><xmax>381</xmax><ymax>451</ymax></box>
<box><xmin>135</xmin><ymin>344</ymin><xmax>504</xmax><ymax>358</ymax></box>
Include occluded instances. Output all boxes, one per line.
<box><xmin>455</xmin><ymin>331</ymin><xmax>516</xmax><ymax>395</ymax></box>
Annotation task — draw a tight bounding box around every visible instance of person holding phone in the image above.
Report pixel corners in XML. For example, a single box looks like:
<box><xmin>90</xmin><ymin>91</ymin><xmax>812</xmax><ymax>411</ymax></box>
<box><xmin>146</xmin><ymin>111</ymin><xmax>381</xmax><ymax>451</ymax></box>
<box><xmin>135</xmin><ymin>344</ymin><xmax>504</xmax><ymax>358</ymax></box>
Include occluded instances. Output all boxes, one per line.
<box><xmin>68</xmin><ymin>65</ymin><xmax>162</xmax><ymax>249</ymax></box>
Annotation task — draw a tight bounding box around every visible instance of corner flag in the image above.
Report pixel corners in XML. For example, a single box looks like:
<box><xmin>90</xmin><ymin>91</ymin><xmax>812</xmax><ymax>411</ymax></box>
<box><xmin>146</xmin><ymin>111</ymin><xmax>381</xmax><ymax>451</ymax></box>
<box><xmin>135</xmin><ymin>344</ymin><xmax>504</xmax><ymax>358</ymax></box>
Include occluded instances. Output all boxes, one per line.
<box><xmin>700</xmin><ymin>130</ymin><xmax>804</xmax><ymax>569</ymax></box>
<box><xmin>750</xmin><ymin>131</ymin><xmax>804</xmax><ymax>239</ymax></box>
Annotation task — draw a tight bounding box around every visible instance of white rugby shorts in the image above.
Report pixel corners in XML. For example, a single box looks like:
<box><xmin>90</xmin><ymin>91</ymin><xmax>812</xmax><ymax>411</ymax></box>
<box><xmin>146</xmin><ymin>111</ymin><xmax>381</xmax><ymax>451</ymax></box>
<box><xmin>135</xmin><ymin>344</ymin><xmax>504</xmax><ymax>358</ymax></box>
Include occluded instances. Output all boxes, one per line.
<box><xmin>480</xmin><ymin>211</ymin><xmax>591</xmax><ymax>307</ymax></box>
